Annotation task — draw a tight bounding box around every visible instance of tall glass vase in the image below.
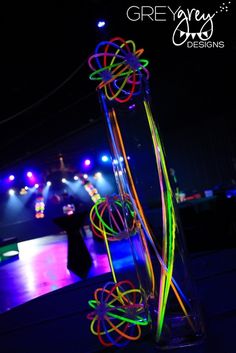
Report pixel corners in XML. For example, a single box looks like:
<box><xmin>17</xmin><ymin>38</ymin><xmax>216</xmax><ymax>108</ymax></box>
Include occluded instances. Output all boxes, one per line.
<box><xmin>88</xmin><ymin>37</ymin><xmax>204</xmax><ymax>349</ymax></box>
<box><xmin>98</xmin><ymin>78</ymin><xmax>204</xmax><ymax>348</ymax></box>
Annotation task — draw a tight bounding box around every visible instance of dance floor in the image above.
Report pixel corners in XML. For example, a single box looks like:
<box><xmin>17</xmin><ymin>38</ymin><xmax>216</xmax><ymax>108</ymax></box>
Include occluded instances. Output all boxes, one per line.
<box><xmin>0</xmin><ymin>231</ymin><xmax>236</xmax><ymax>352</ymax></box>
<box><xmin>0</xmin><ymin>233</ymin><xmax>111</xmax><ymax>313</ymax></box>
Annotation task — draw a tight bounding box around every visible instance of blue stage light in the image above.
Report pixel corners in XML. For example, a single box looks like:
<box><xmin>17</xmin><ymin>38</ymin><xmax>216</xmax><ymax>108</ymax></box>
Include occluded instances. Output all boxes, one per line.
<box><xmin>94</xmin><ymin>172</ymin><xmax>102</xmax><ymax>180</ymax></box>
<box><xmin>101</xmin><ymin>155</ymin><xmax>109</xmax><ymax>162</ymax></box>
<box><xmin>97</xmin><ymin>20</ymin><xmax>106</xmax><ymax>28</ymax></box>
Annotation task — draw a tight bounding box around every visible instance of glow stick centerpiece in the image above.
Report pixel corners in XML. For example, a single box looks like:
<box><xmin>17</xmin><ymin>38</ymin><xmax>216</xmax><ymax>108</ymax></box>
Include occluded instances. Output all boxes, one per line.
<box><xmin>87</xmin><ymin>37</ymin><xmax>204</xmax><ymax>348</ymax></box>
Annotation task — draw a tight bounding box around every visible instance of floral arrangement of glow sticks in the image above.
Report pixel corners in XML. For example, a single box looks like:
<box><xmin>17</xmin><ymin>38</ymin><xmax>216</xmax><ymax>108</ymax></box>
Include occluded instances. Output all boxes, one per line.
<box><xmin>87</xmin><ymin>37</ymin><xmax>197</xmax><ymax>346</ymax></box>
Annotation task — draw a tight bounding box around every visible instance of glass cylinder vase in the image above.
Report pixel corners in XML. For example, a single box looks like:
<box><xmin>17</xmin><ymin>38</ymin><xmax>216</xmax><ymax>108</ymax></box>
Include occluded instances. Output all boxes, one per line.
<box><xmin>97</xmin><ymin>76</ymin><xmax>204</xmax><ymax>349</ymax></box>
<box><xmin>88</xmin><ymin>37</ymin><xmax>205</xmax><ymax>349</ymax></box>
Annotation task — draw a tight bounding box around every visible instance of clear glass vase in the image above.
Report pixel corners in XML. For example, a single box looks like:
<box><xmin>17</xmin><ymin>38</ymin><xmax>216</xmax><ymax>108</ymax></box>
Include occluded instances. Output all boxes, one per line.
<box><xmin>97</xmin><ymin>75</ymin><xmax>205</xmax><ymax>349</ymax></box>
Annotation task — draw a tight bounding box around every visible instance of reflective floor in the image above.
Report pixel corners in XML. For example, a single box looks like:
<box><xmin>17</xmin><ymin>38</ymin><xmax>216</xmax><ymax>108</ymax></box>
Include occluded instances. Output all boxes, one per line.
<box><xmin>0</xmin><ymin>234</ymin><xmax>112</xmax><ymax>313</ymax></box>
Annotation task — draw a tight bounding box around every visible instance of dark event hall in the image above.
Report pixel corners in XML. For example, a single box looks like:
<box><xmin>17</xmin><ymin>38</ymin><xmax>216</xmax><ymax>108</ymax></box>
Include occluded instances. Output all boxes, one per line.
<box><xmin>0</xmin><ymin>1</ymin><xmax>235</xmax><ymax>353</ymax></box>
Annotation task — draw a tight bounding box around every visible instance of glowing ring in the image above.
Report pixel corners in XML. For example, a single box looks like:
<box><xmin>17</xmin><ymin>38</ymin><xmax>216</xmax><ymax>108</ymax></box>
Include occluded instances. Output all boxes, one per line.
<box><xmin>90</xmin><ymin>195</ymin><xmax>136</xmax><ymax>241</ymax></box>
<box><xmin>113</xmin><ymin>77</ymin><xmax>141</xmax><ymax>98</ymax></box>
<box><xmin>87</xmin><ymin>280</ymin><xmax>148</xmax><ymax>347</ymax></box>
<box><xmin>89</xmin><ymin>59</ymin><xmax>149</xmax><ymax>81</ymax></box>
<box><xmin>88</xmin><ymin>37</ymin><xmax>150</xmax><ymax>102</ymax></box>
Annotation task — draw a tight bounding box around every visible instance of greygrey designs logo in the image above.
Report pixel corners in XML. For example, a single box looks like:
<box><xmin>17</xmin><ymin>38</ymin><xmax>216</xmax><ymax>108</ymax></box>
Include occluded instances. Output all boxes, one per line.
<box><xmin>126</xmin><ymin>2</ymin><xmax>231</xmax><ymax>48</ymax></box>
<box><xmin>172</xmin><ymin>8</ymin><xmax>215</xmax><ymax>46</ymax></box>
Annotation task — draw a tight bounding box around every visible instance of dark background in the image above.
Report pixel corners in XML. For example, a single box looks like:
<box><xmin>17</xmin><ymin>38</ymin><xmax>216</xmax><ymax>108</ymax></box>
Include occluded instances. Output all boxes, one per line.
<box><xmin>0</xmin><ymin>0</ymin><xmax>235</xmax><ymax>195</ymax></box>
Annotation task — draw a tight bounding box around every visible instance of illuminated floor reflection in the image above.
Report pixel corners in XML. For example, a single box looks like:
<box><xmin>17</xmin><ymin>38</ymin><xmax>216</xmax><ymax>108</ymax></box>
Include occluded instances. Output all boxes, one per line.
<box><xmin>0</xmin><ymin>234</ymin><xmax>115</xmax><ymax>313</ymax></box>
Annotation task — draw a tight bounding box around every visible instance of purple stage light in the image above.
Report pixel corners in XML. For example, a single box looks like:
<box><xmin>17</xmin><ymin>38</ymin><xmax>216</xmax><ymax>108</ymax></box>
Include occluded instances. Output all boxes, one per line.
<box><xmin>128</xmin><ymin>103</ymin><xmax>136</xmax><ymax>110</ymax></box>
<box><xmin>27</xmin><ymin>171</ymin><xmax>33</xmax><ymax>178</ymax></box>
<box><xmin>9</xmin><ymin>175</ymin><xmax>15</xmax><ymax>181</ymax></box>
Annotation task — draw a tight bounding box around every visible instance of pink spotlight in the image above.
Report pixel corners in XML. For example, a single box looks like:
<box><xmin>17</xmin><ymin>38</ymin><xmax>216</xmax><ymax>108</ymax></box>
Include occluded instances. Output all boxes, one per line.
<box><xmin>27</xmin><ymin>171</ymin><xmax>33</xmax><ymax>178</ymax></box>
<box><xmin>9</xmin><ymin>175</ymin><xmax>15</xmax><ymax>181</ymax></box>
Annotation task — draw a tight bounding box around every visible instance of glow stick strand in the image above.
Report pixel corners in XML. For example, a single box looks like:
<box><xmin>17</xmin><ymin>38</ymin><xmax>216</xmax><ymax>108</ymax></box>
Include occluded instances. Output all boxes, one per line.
<box><xmin>102</xmin><ymin>223</ymin><xmax>118</xmax><ymax>284</ymax></box>
<box><xmin>101</xmin><ymin>227</ymin><xmax>129</xmax><ymax>306</ymax></box>
<box><xmin>105</xmin><ymin>39</ymin><xmax>135</xmax><ymax>76</ymax></box>
<box><xmin>102</xmin><ymin>319</ymin><xmax>130</xmax><ymax>347</ymax></box>
<box><xmin>88</xmin><ymin>53</ymin><xmax>125</xmax><ymax>72</ymax></box>
<box><xmin>107</xmin><ymin>306</ymin><xmax>147</xmax><ymax>325</ymax></box>
<box><xmin>89</xmin><ymin>62</ymin><xmax>125</xmax><ymax>81</ymax></box>
<box><xmin>144</xmin><ymin>99</ymin><xmax>175</xmax><ymax>336</ymax></box>
<box><xmin>89</xmin><ymin>304</ymin><xmax>128</xmax><ymax>339</ymax></box>
<box><xmin>157</xmin><ymin>192</ymin><xmax>175</xmax><ymax>337</ymax></box>
<box><xmin>94</xmin><ymin>38</ymin><xmax>130</xmax><ymax>69</ymax></box>
<box><xmin>97</xmin><ymin>44</ymin><xmax>147</xmax><ymax>100</ymax></box>
<box><xmin>98</xmin><ymin>200</ymin><xmax>118</xmax><ymax>236</ymax></box>
<box><xmin>110</xmin><ymin>108</ymin><xmax>156</xmax><ymax>294</ymax></box>
<box><xmin>95</xmin><ymin>202</ymin><xmax>118</xmax><ymax>235</ymax></box>
<box><xmin>90</xmin><ymin>202</ymin><xmax>110</xmax><ymax>237</ymax></box>
<box><xmin>107</xmin><ymin>291</ymin><xmax>141</xmax><ymax>308</ymax></box>
<box><xmin>91</xmin><ymin>316</ymin><xmax>126</xmax><ymax>336</ymax></box>
<box><xmin>127</xmin><ymin>184</ymin><xmax>193</xmax><ymax>318</ymax></box>
<box><xmin>144</xmin><ymin>100</ymin><xmax>172</xmax><ymax>191</ymax></box>
<box><xmin>90</xmin><ymin>202</ymin><xmax>117</xmax><ymax>237</ymax></box>
<box><xmin>103</xmin><ymin>40</ymin><xmax>137</xmax><ymax>102</ymax></box>
<box><xmin>157</xmin><ymin>193</ymin><xmax>172</xmax><ymax>336</ymax></box>
<box><xmin>143</xmin><ymin>99</ymin><xmax>195</xmax><ymax>335</ymax></box>
<box><xmin>106</xmin><ymin>39</ymin><xmax>134</xmax><ymax>70</ymax></box>
<box><xmin>99</xmin><ymin>282</ymin><xmax>134</xmax><ymax>347</ymax></box>
<box><xmin>99</xmin><ymin>63</ymin><xmax>126</xmax><ymax>88</ymax></box>
<box><xmin>139</xmin><ymin>226</ymin><xmax>158</xmax><ymax>294</ymax></box>
<box><xmin>101</xmin><ymin>96</ymin><xmax>167</xmax><ymax>301</ymax></box>
<box><xmin>107</xmin><ymin>40</ymin><xmax>144</xmax><ymax>76</ymax></box>
<box><xmin>125</xmin><ymin>179</ymin><xmax>194</xmax><ymax>336</ymax></box>
<box><xmin>106</xmin><ymin>200</ymin><xmax>123</xmax><ymax>233</ymax></box>
<box><xmin>107</xmin><ymin>110</ymin><xmax>155</xmax><ymax>294</ymax></box>
<box><xmin>113</xmin><ymin>201</ymin><xmax>127</xmax><ymax>225</ymax></box>
<box><xmin>97</xmin><ymin>62</ymin><xmax>126</xmax><ymax>89</ymax></box>
<box><xmin>89</xmin><ymin>58</ymin><xmax>149</xmax><ymax>83</ymax></box>
<box><xmin>113</xmin><ymin>199</ymin><xmax>136</xmax><ymax>232</ymax></box>
<box><xmin>106</xmin><ymin>70</ymin><xmax>136</xmax><ymax>102</ymax></box>
<box><xmin>91</xmin><ymin>315</ymin><xmax>99</xmax><ymax>335</ymax></box>
<box><xmin>90</xmin><ymin>290</ymin><xmax>144</xmax><ymax>314</ymax></box>
<box><xmin>105</xmin><ymin>316</ymin><xmax>142</xmax><ymax>341</ymax></box>
<box><xmin>153</xmin><ymin>133</ymin><xmax>168</xmax><ymax>335</ymax></box>
<box><xmin>164</xmin><ymin>192</ymin><xmax>176</xmax><ymax>303</ymax></box>
<box><xmin>100</xmin><ymin>94</ymin><xmax>134</xmax><ymax>199</ymax></box>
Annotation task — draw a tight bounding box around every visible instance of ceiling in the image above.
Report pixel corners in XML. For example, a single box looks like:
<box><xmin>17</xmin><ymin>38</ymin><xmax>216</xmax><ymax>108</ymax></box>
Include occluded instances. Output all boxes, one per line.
<box><xmin>0</xmin><ymin>0</ymin><xmax>235</xmax><ymax>172</ymax></box>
